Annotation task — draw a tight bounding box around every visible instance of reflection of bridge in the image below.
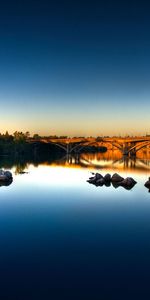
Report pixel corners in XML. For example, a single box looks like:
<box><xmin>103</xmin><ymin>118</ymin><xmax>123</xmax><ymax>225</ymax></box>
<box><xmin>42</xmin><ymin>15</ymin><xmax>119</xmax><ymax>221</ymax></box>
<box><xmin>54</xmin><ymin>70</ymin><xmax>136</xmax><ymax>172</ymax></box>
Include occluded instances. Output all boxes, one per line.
<box><xmin>55</xmin><ymin>153</ymin><xmax>150</xmax><ymax>171</ymax></box>
<box><xmin>28</xmin><ymin>137</ymin><xmax>150</xmax><ymax>157</ymax></box>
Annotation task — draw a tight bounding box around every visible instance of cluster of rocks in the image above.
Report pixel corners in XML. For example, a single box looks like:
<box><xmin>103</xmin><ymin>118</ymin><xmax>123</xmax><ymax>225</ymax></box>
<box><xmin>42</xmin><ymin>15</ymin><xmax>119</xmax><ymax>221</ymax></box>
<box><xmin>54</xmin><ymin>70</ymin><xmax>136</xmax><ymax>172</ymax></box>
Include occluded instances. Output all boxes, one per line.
<box><xmin>0</xmin><ymin>170</ymin><xmax>13</xmax><ymax>186</ymax></box>
<box><xmin>87</xmin><ymin>172</ymin><xmax>137</xmax><ymax>190</ymax></box>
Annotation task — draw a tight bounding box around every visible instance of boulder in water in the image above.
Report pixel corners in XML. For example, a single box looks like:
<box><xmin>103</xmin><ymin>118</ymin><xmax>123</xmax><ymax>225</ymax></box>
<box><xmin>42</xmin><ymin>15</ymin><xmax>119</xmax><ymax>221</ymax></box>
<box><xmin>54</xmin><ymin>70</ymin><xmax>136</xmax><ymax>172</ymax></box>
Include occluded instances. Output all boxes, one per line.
<box><xmin>87</xmin><ymin>173</ymin><xmax>103</xmax><ymax>184</ymax></box>
<box><xmin>111</xmin><ymin>173</ymin><xmax>124</xmax><ymax>183</ymax></box>
<box><xmin>95</xmin><ymin>178</ymin><xmax>105</xmax><ymax>186</ymax></box>
<box><xmin>4</xmin><ymin>171</ymin><xmax>12</xmax><ymax>180</ymax></box>
<box><xmin>104</xmin><ymin>173</ymin><xmax>111</xmax><ymax>183</ymax></box>
<box><xmin>95</xmin><ymin>173</ymin><xmax>104</xmax><ymax>180</ymax></box>
<box><xmin>0</xmin><ymin>170</ymin><xmax>13</xmax><ymax>182</ymax></box>
<box><xmin>119</xmin><ymin>177</ymin><xmax>137</xmax><ymax>190</ymax></box>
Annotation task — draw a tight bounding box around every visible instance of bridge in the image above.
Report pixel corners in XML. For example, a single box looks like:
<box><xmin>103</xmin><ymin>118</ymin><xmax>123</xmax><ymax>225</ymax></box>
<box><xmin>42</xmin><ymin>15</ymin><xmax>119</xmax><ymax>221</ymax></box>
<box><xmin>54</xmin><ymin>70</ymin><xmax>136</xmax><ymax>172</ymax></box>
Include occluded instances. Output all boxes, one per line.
<box><xmin>27</xmin><ymin>136</ymin><xmax>150</xmax><ymax>157</ymax></box>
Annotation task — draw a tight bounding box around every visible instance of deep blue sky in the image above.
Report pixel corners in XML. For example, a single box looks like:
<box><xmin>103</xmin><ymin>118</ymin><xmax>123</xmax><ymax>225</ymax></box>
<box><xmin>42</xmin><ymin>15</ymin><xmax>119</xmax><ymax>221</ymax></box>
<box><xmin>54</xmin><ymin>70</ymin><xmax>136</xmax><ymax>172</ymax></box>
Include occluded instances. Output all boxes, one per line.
<box><xmin>0</xmin><ymin>0</ymin><xmax>150</xmax><ymax>136</ymax></box>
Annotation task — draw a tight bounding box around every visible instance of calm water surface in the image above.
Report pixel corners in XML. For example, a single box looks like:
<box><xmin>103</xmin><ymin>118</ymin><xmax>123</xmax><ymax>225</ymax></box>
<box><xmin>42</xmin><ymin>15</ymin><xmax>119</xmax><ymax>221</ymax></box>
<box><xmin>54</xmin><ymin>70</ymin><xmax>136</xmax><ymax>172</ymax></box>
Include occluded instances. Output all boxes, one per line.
<box><xmin>0</xmin><ymin>152</ymin><xmax>150</xmax><ymax>298</ymax></box>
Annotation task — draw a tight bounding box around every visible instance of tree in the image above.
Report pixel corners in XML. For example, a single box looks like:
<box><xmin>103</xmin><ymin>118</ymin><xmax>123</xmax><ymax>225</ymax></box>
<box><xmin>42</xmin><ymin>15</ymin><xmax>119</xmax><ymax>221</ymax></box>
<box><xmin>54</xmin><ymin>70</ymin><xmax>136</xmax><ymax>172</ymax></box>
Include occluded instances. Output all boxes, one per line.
<box><xmin>33</xmin><ymin>133</ymin><xmax>40</xmax><ymax>139</ymax></box>
<box><xmin>25</xmin><ymin>131</ymin><xmax>30</xmax><ymax>139</ymax></box>
<box><xmin>13</xmin><ymin>131</ymin><xmax>26</xmax><ymax>143</ymax></box>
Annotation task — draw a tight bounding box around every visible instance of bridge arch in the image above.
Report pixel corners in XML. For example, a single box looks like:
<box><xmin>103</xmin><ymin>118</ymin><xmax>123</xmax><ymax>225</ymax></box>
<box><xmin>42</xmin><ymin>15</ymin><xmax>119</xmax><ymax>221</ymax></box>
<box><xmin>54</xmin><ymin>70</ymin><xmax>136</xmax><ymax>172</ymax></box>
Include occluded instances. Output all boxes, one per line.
<box><xmin>71</xmin><ymin>140</ymin><xmax>123</xmax><ymax>153</ymax></box>
<box><xmin>127</xmin><ymin>141</ymin><xmax>150</xmax><ymax>155</ymax></box>
<box><xmin>52</xmin><ymin>143</ymin><xmax>68</xmax><ymax>152</ymax></box>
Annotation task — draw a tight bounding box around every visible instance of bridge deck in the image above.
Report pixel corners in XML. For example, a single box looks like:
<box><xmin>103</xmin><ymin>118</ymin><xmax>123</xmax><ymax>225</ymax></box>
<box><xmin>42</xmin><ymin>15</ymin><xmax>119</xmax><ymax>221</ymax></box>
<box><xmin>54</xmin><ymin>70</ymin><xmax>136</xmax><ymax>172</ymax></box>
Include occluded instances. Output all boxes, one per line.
<box><xmin>28</xmin><ymin>136</ymin><xmax>150</xmax><ymax>144</ymax></box>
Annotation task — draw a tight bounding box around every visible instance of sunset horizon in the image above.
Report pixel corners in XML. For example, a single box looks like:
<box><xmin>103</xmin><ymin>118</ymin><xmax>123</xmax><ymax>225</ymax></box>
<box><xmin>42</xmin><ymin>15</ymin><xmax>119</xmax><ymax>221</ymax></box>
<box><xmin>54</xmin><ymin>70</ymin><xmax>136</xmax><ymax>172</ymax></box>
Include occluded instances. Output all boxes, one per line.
<box><xmin>1</xmin><ymin>129</ymin><xmax>150</xmax><ymax>138</ymax></box>
<box><xmin>1</xmin><ymin>1</ymin><xmax>150</xmax><ymax>137</ymax></box>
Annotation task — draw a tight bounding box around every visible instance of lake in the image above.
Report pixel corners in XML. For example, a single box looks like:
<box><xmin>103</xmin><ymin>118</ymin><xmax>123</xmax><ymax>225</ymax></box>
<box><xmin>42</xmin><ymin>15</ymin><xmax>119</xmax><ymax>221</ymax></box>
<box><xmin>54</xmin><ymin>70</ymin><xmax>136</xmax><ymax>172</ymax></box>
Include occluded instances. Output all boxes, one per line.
<box><xmin>0</xmin><ymin>151</ymin><xmax>150</xmax><ymax>299</ymax></box>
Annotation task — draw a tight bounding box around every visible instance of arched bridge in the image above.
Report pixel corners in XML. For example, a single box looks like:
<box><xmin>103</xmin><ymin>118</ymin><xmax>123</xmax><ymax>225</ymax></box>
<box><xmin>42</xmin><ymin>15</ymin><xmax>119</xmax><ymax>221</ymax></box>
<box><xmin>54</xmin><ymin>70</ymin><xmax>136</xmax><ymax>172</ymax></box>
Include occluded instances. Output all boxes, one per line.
<box><xmin>27</xmin><ymin>136</ymin><xmax>150</xmax><ymax>157</ymax></box>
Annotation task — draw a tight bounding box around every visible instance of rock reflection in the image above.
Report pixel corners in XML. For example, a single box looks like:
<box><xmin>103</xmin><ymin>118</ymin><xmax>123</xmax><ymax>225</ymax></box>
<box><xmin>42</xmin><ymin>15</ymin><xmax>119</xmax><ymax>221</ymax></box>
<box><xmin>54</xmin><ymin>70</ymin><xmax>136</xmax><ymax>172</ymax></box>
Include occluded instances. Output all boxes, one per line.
<box><xmin>145</xmin><ymin>178</ymin><xmax>150</xmax><ymax>193</ymax></box>
<box><xmin>0</xmin><ymin>178</ymin><xmax>13</xmax><ymax>187</ymax></box>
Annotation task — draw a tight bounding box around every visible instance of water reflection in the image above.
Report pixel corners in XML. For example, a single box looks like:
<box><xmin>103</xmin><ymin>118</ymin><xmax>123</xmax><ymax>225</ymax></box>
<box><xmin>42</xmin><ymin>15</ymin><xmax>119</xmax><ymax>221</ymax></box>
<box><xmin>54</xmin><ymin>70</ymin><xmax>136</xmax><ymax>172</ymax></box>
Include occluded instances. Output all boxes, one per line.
<box><xmin>0</xmin><ymin>178</ymin><xmax>13</xmax><ymax>187</ymax></box>
<box><xmin>0</xmin><ymin>149</ymin><xmax>150</xmax><ymax>175</ymax></box>
<box><xmin>52</xmin><ymin>150</ymin><xmax>150</xmax><ymax>173</ymax></box>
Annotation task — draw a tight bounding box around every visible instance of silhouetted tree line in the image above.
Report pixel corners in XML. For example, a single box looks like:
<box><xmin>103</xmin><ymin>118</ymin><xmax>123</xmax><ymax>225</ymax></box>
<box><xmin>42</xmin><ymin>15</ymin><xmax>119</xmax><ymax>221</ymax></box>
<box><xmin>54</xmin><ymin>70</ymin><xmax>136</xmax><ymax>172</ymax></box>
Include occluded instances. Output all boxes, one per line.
<box><xmin>0</xmin><ymin>131</ymin><xmax>30</xmax><ymax>155</ymax></box>
<box><xmin>0</xmin><ymin>131</ymin><xmax>67</xmax><ymax>156</ymax></box>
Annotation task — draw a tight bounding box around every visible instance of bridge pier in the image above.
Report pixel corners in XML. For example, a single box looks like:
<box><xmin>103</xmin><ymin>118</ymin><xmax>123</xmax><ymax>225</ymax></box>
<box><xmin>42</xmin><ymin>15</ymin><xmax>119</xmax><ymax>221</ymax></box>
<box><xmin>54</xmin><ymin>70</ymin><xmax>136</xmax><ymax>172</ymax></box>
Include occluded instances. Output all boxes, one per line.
<box><xmin>66</xmin><ymin>144</ymin><xmax>70</xmax><ymax>155</ymax></box>
<box><xmin>66</xmin><ymin>143</ymin><xmax>79</xmax><ymax>154</ymax></box>
<box><xmin>129</xmin><ymin>142</ymin><xmax>136</xmax><ymax>157</ymax></box>
<box><xmin>66</xmin><ymin>153</ymin><xmax>80</xmax><ymax>164</ymax></box>
<box><xmin>123</xmin><ymin>150</ymin><xmax>136</xmax><ymax>157</ymax></box>
<box><xmin>33</xmin><ymin>144</ymin><xmax>39</xmax><ymax>158</ymax></box>
<box><xmin>129</xmin><ymin>149</ymin><xmax>136</xmax><ymax>157</ymax></box>
<box><xmin>122</xmin><ymin>142</ymin><xmax>136</xmax><ymax>157</ymax></box>
<box><xmin>122</xmin><ymin>148</ymin><xmax>129</xmax><ymax>156</ymax></box>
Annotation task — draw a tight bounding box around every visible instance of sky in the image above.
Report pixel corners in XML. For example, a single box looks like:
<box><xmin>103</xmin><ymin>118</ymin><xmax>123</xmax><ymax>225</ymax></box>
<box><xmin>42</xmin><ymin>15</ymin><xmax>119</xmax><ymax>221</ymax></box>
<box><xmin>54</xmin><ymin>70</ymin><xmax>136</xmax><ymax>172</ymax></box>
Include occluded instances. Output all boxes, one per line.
<box><xmin>0</xmin><ymin>0</ymin><xmax>150</xmax><ymax>136</ymax></box>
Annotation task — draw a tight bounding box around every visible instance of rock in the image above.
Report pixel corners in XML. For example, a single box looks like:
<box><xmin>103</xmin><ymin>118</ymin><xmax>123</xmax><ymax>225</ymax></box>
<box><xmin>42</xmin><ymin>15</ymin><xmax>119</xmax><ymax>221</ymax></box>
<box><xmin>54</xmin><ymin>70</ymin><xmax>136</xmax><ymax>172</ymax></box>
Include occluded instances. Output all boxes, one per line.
<box><xmin>95</xmin><ymin>173</ymin><xmax>104</xmax><ymax>180</ymax></box>
<box><xmin>87</xmin><ymin>173</ymin><xmax>103</xmax><ymax>184</ymax></box>
<box><xmin>0</xmin><ymin>175</ymin><xmax>8</xmax><ymax>181</ymax></box>
<box><xmin>119</xmin><ymin>177</ymin><xmax>137</xmax><ymax>190</ymax></box>
<box><xmin>144</xmin><ymin>178</ymin><xmax>150</xmax><ymax>189</ymax></box>
<box><xmin>87</xmin><ymin>178</ymin><xmax>96</xmax><ymax>184</ymax></box>
<box><xmin>111</xmin><ymin>173</ymin><xmax>124</xmax><ymax>183</ymax></box>
<box><xmin>4</xmin><ymin>171</ymin><xmax>12</xmax><ymax>180</ymax></box>
<box><xmin>104</xmin><ymin>173</ymin><xmax>111</xmax><ymax>182</ymax></box>
<box><xmin>95</xmin><ymin>178</ymin><xmax>105</xmax><ymax>186</ymax></box>
<box><xmin>0</xmin><ymin>170</ymin><xmax>13</xmax><ymax>182</ymax></box>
